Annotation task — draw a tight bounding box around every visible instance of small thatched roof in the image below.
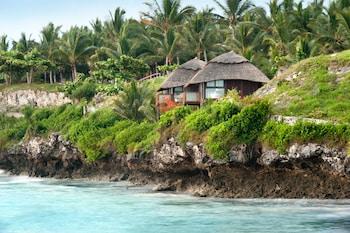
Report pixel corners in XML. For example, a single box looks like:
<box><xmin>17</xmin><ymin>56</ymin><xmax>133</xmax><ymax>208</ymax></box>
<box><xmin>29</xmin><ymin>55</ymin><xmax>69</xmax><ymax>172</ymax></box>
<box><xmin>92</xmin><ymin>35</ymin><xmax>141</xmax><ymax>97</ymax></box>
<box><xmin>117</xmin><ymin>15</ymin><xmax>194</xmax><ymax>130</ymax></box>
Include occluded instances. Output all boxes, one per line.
<box><xmin>158</xmin><ymin>58</ymin><xmax>206</xmax><ymax>91</ymax></box>
<box><xmin>187</xmin><ymin>51</ymin><xmax>269</xmax><ymax>86</ymax></box>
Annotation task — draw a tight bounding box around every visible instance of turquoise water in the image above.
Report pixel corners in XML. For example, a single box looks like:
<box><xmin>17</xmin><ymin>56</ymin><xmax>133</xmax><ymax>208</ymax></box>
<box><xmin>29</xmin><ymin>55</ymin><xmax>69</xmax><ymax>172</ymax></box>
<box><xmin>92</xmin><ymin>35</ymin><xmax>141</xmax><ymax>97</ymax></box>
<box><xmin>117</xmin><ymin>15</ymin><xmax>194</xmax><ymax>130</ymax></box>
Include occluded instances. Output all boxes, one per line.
<box><xmin>0</xmin><ymin>170</ymin><xmax>350</xmax><ymax>233</ymax></box>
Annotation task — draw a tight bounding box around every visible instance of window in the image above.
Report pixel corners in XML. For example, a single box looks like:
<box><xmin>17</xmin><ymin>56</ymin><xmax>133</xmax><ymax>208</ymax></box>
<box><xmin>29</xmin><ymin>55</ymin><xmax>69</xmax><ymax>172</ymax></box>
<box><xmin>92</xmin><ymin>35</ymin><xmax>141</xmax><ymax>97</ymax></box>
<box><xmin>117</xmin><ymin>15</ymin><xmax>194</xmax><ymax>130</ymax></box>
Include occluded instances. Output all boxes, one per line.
<box><xmin>173</xmin><ymin>87</ymin><xmax>184</xmax><ymax>103</ymax></box>
<box><xmin>205</xmin><ymin>80</ymin><xmax>225</xmax><ymax>99</ymax></box>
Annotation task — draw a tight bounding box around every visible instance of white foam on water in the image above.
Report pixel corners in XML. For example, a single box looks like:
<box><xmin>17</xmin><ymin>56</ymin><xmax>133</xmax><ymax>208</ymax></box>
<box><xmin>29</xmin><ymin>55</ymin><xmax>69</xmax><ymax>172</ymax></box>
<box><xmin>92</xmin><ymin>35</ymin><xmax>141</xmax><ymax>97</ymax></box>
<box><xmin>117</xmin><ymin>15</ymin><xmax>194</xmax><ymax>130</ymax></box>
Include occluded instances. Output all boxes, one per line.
<box><xmin>0</xmin><ymin>169</ymin><xmax>6</xmax><ymax>175</ymax></box>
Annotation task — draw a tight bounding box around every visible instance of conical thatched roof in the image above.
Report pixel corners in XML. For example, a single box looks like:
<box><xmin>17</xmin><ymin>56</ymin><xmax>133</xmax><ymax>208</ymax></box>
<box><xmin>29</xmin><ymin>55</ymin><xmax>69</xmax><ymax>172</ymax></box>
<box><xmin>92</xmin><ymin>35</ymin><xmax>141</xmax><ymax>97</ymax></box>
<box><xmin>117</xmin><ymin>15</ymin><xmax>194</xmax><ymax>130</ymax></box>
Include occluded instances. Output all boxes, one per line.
<box><xmin>158</xmin><ymin>58</ymin><xmax>206</xmax><ymax>91</ymax></box>
<box><xmin>187</xmin><ymin>51</ymin><xmax>269</xmax><ymax>86</ymax></box>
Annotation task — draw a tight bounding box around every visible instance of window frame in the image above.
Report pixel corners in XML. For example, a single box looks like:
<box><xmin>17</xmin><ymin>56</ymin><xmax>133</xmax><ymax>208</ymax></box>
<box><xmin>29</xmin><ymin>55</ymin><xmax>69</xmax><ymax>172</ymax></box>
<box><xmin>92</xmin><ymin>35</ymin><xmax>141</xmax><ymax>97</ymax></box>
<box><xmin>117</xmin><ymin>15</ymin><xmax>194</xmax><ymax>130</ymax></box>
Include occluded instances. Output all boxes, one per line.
<box><xmin>205</xmin><ymin>80</ymin><xmax>225</xmax><ymax>99</ymax></box>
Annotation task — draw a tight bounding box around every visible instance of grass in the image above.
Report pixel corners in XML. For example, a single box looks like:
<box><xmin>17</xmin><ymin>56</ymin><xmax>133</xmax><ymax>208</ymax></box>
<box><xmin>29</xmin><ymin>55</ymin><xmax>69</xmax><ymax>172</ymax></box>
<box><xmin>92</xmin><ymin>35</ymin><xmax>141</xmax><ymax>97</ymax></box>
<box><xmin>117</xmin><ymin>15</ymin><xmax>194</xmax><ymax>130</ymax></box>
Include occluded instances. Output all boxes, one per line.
<box><xmin>263</xmin><ymin>50</ymin><xmax>350</xmax><ymax>123</ymax></box>
<box><xmin>0</xmin><ymin>83</ymin><xmax>62</xmax><ymax>92</ymax></box>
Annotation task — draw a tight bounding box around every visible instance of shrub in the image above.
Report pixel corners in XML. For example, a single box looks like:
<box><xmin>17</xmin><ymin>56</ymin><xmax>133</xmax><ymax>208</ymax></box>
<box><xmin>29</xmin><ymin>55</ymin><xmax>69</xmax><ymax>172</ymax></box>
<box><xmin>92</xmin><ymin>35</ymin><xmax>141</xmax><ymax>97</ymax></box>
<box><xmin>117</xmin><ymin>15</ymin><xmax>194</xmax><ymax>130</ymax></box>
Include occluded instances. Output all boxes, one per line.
<box><xmin>261</xmin><ymin>120</ymin><xmax>350</xmax><ymax>153</ymax></box>
<box><xmin>114</xmin><ymin>121</ymin><xmax>156</xmax><ymax>154</ymax></box>
<box><xmin>71</xmin><ymin>80</ymin><xmax>97</xmax><ymax>101</ymax></box>
<box><xmin>31</xmin><ymin>108</ymin><xmax>54</xmax><ymax>122</ymax></box>
<box><xmin>65</xmin><ymin>109</ymin><xmax>120</xmax><ymax>161</ymax></box>
<box><xmin>205</xmin><ymin>121</ymin><xmax>234</xmax><ymax>160</ymax></box>
<box><xmin>0</xmin><ymin>115</ymin><xmax>29</xmax><ymax>149</ymax></box>
<box><xmin>42</xmin><ymin>105</ymin><xmax>83</xmax><ymax>133</ymax></box>
<box><xmin>230</xmin><ymin>101</ymin><xmax>271</xmax><ymax>144</ymax></box>
<box><xmin>205</xmin><ymin>101</ymin><xmax>271</xmax><ymax>160</ymax></box>
<box><xmin>158</xmin><ymin>106</ymin><xmax>193</xmax><ymax>129</ymax></box>
<box><xmin>178</xmin><ymin>100</ymin><xmax>241</xmax><ymax>143</ymax></box>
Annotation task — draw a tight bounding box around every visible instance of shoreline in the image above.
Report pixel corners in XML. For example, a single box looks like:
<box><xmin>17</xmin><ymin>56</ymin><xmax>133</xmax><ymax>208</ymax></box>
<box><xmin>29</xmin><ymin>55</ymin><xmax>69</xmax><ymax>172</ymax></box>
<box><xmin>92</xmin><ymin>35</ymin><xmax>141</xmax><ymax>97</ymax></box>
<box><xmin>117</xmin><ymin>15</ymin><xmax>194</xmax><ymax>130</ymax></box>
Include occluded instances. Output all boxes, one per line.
<box><xmin>1</xmin><ymin>134</ymin><xmax>350</xmax><ymax>199</ymax></box>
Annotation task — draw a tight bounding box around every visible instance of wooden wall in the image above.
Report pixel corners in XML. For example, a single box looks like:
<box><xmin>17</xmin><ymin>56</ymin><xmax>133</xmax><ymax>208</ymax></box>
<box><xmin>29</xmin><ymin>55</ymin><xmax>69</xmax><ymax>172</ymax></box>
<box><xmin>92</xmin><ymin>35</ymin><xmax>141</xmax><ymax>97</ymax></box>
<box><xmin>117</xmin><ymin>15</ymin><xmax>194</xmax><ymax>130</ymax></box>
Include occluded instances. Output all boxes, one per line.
<box><xmin>225</xmin><ymin>80</ymin><xmax>262</xmax><ymax>97</ymax></box>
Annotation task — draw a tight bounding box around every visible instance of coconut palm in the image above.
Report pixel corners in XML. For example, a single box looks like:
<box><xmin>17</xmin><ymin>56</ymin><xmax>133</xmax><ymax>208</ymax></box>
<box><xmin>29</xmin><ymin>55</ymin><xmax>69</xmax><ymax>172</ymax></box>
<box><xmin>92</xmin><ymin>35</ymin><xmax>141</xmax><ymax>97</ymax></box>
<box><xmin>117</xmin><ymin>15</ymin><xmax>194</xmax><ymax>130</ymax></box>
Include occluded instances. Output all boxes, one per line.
<box><xmin>214</xmin><ymin>0</ymin><xmax>254</xmax><ymax>28</ymax></box>
<box><xmin>182</xmin><ymin>9</ymin><xmax>220</xmax><ymax>61</ymax></box>
<box><xmin>14</xmin><ymin>33</ymin><xmax>37</xmax><ymax>53</ymax></box>
<box><xmin>114</xmin><ymin>81</ymin><xmax>156</xmax><ymax>121</ymax></box>
<box><xmin>142</xmin><ymin>0</ymin><xmax>195</xmax><ymax>33</ymax></box>
<box><xmin>0</xmin><ymin>35</ymin><xmax>9</xmax><ymax>51</ymax></box>
<box><xmin>40</xmin><ymin>23</ymin><xmax>61</xmax><ymax>83</ymax></box>
<box><xmin>59</xmin><ymin>27</ymin><xmax>94</xmax><ymax>81</ymax></box>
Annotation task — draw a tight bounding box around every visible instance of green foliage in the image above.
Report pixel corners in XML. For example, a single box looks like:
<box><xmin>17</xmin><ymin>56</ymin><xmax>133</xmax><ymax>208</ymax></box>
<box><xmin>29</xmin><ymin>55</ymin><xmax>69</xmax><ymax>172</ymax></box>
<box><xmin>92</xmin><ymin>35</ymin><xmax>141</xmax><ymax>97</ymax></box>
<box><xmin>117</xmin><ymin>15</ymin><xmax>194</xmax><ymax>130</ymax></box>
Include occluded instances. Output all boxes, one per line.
<box><xmin>178</xmin><ymin>100</ymin><xmax>241</xmax><ymax>143</ymax></box>
<box><xmin>0</xmin><ymin>115</ymin><xmax>29</xmax><ymax>149</ymax></box>
<box><xmin>65</xmin><ymin>109</ymin><xmax>120</xmax><ymax>161</ymax></box>
<box><xmin>157</xmin><ymin>64</ymin><xmax>179</xmax><ymax>73</ymax></box>
<box><xmin>266</xmin><ymin>51</ymin><xmax>350</xmax><ymax>123</ymax></box>
<box><xmin>204</xmin><ymin>121</ymin><xmax>234</xmax><ymax>160</ymax></box>
<box><xmin>261</xmin><ymin>120</ymin><xmax>350</xmax><ymax>153</ymax></box>
<box><xmin>41</xmin><ymin>105</ymin><xmax>83</xmax><ymax>133</ymax></box>
<box><xmin>114</xmin><ymin>121</ymin><xmax>156</xmax><ymax>154</ymax></box>
<box><xmin>71</xmin><ymin>80</ymin><xmax>97</xmax><ymax>101</ymax></box>
<box><xmin>91</xmin><ymin>56</ymin><xmax>149</xmax><ymax>82</ymax></box>
<box><xmin>114</xmin><ymin>81</ymin><xmax>156</xmax><ymax>122</ymax></box>
<box><xmin>230</xmin><ymin>101</ymin><xmax>271</xmax><ymax>144</ymax></box>
<box><xmin>159</xmin><ymin>106</ymin><xmax>193</xmax><ymax>129</ymax></box>
<box><xmin>205</xmin><ymin>101</ymin><xmax>271</xmax><ymax>160</ymax></box>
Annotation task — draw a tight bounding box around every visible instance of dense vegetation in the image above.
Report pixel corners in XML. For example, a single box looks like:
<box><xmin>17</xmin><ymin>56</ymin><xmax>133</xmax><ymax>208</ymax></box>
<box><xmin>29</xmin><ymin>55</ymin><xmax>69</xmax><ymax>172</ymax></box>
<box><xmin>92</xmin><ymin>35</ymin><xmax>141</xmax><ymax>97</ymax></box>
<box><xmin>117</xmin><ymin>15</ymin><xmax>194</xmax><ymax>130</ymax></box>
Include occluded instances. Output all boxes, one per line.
<box><xmin>260</xmin><ymin>49</ymin><xmax>350</xmax><ymax>123</ymax></box>
<box><xmin>1</xmin><ymin>0</ymin><xmax>350</xmax><ymax>162</ymax></box>
<box><xmin>1</xmin><ymin>0</ymin><xmax>350</xmax><ymax>86</ymax></box>
<box><xmin>1</xmin><ymin>95</ymin><xmax>350</xmax><ymax>161</ymax></box>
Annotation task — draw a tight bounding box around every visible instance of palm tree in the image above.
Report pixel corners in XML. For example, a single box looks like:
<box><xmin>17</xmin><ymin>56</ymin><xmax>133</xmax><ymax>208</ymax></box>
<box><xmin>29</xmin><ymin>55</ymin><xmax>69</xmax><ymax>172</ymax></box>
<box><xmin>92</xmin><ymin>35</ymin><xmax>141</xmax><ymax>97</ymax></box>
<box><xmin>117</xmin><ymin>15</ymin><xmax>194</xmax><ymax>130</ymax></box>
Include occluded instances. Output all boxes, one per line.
<box><xmin>59</xmin><ymin>27</ymin><xmax>94</xmax><ymax>81</ymax></box>
<box><xmin>40</xmin><ymin>23</ymin><xmax>61</xmax><ymax>83</ymax></box>
<box><xmin>14</xmin><ymin>33</ymin><xmax>36</xmax><ymax>53</ymax></box>
<box><xmin>0</xmin><ymin>35</ymin><xmax>9</xmax><ymax>51</ymax></box>
<box><xmin>142</xmin><ymin>0</ymin><xmax>195</xmax><ymax>33</ymax></box>
<box><xmin>114</xmin><ymin>81</ymin><xmax>156</xmax><ymax>121</ymax></box>
<box><xmin>182</xmin><ymin>9</ymin><xmax>221</xmax><ymax>61</ymax></box>
<box><xmin>214</xmin><ymin>0</ymin><xmax>254</xmax><ymax>28</ymax></box>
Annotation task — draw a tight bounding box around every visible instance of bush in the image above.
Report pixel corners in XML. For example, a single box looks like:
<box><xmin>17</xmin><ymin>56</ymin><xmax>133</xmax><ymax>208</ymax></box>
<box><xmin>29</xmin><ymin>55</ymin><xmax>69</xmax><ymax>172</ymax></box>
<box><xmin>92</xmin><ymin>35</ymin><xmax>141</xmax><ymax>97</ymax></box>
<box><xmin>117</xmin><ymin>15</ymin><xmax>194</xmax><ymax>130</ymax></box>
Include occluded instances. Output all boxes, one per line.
<box><xmin>261</xmin><ymin>120</ymin><xmax>350</xmax><ymax>153</ymax></box>
<box><xmin>205</xmin><ymin>121</ymin><xmax>235</xmax><ymax>160</ymax></box>
<box><xmin>42</xmin><ymin>105</ymin><xmax>83</xmax><ymax>133</ymax></box>
<box><xmin>65</xmin><ymin>109</ymin><xmax>120</xmax><ymax>161</ymax></box>
<box><xmin>158</xmin><ymin>106</ymin><xmax>193</xmax><ymax>129</ymax></box>
<box><xmin>0</xmin><ymin>115</ymin><xmax>29</xmax><ymax>149</ymax></box>
<box><xmin>71</xmin><ymin>80</ymin><xmax>97</xmax><ymax>101</ymax></box>
<box><xmin>31</xmin><ymin>108</ymin><xmax>54</xmax><ymax>122</ymax></box>
<box><xmin>178</xmin><ymin>100</ymin><xmax>241</xmax><ymax>143</ymax></box>
<box><xmin>205</xmin><ymin>101</ymin><xmax>271</xmax><ymax>160</ymax></box>
<box><xmin>114</xmin><ymin>121</ymin><xmax>156</xmax><ymax>154</ymax></box>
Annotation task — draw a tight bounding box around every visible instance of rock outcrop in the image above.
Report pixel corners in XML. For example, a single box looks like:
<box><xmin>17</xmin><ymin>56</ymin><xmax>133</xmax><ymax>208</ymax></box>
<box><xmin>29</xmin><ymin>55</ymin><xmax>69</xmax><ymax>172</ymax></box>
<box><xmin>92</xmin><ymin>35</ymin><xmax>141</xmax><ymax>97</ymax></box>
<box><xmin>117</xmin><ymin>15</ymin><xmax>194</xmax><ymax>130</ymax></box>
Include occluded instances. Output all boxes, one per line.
<box><xmin>0</xmin><ymin>90</ymin><xmax>72</xmax><ymax>113</ymax></box>
<box><xmin>1</xmin><ymin>135</ymin><xmax>350</xmax><ymax>199</ymax></box>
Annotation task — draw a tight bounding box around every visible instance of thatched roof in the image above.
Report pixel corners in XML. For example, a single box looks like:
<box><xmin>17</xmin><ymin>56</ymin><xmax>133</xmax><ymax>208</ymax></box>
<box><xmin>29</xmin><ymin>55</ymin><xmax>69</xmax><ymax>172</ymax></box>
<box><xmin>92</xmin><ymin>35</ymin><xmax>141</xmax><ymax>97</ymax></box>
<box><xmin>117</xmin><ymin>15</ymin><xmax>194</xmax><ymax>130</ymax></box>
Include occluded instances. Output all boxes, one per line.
<box><xmin>187</xmin><ymin>51</ymin><xmax>269</xmax><ymax>85</ymax></box>
<box><xmin>158</xmin><ymin>58</ymin><xmax>206</xmax><ymax>91</ymax></box>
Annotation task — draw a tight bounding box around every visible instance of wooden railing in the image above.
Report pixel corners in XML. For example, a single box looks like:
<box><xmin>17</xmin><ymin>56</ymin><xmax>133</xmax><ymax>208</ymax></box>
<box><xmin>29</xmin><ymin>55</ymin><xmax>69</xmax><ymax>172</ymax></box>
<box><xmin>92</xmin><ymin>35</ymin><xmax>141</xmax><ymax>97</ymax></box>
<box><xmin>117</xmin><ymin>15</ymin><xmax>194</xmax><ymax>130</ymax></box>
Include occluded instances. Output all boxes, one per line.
<box><xmin>139</xmin><ymin>73</ymin><xmax>164</xmax><ymax>82</ymax></box>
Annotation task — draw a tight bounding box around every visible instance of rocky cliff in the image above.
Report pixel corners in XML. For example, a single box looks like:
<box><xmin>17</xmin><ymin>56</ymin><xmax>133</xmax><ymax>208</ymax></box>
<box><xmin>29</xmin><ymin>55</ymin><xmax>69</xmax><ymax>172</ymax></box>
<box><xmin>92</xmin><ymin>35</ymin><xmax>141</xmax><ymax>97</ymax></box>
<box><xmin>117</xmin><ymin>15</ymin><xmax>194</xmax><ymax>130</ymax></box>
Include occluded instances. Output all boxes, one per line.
<box><xmin>0</xmin><ymin>90</ymin><xmax>72</xmax><ymax>113</ymax></box>
<box><xmin>1</xmin><ymin>134</ymin><xmax>350</xmax><ymax>199</ymax></box>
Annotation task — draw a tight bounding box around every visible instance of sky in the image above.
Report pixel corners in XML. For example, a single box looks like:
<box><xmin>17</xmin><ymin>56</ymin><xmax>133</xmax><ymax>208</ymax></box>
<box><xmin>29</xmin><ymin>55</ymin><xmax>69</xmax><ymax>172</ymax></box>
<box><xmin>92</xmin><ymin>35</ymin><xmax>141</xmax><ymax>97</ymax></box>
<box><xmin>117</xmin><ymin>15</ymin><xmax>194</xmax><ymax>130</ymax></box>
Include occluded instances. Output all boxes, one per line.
<box><xmin>0</xmin><ymin>0</ymin><xmax>328</xmax><ymax>41</ymax></box>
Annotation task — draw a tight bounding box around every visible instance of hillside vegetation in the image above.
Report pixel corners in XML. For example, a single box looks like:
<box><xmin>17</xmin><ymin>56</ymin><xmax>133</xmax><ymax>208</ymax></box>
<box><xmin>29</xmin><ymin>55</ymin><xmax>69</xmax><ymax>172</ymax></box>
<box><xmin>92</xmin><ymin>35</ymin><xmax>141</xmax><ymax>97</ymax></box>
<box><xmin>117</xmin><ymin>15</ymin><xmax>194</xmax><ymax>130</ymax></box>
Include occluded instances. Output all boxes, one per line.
<box><xmin>257</xmin><ymin>50</ymin><xmax>350</xmax><ymax>123</ymax></box>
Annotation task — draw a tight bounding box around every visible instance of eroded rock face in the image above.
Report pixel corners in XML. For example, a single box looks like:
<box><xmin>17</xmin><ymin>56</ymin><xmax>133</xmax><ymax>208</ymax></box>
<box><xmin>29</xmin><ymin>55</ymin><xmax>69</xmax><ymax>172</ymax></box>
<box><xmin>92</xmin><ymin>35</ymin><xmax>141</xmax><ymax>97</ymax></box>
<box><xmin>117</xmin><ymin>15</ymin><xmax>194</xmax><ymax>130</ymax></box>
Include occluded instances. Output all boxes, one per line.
<box><xmin>1</xmin><ymin>135</ymin><xmax>350</xmax><ymax>199</ymax></box>
<box><xmin>259</xmin><ymin>143</ymin><xmax>350</xmax><ymax>175</ymax></box>
<box><xmin>149</xmin><ymin>138</ymin><xmax>211</xmax><ymax>173</ymax></box>
<box><xmin>19</xmin><ymin>133</ymin><xmax>83</xmax><ymax>178</ymax></box>
<box><xmin>0</xmin><ymin>90</ymin><xmax>72</xmax><ymax>112</ymax></box>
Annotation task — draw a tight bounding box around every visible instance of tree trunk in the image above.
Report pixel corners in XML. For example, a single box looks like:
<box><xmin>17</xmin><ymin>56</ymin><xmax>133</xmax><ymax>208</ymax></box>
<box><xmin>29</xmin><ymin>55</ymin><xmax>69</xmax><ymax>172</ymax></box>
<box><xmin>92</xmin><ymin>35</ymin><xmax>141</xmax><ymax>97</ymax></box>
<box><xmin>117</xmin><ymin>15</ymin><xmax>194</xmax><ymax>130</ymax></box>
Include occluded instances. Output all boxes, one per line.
<box><xmin>165</xmin><ymin>56</ymin><xmax>169</xmax><ymax>66</ymax></box>
<box><xmin>72</xmin><ymin>64</ymin><xmax>77</xmax><ymax>81</ymax></box>
<box><xmin>53</xmin><ymin>72</ymin><xmax>57</xmax><ymax>83</ymax></box>
<box><xmin>26</xmin><ymin>72</ymin><xmax>30</xmax><ymax>84</ymax></box>
<box><xmin>60</xmin><ymin>71</ymin><xmax>64</xmax><ymax>83</ymax></box>
<box><xmin>197</xmin><ymin>51</ymin><xmax>201</xmax><ymax>60</ymax></box>
<box><xmin>5</xmin><ymin>74</ymin><xmax>11</xmax><ymax>85</ymax></box>
<box><xmin>44</xmin><ymin>72</ymin><xmax>47</xmax><ymax>83</ymax></box>
<box><xmin>29</xmin><ymin>68</ymin><xmax>33</xmax><ymax>84</ymax></box>
<box><xmin>49</xmin><ymin>71</ymin><xmax>53</xmax><ymax>84</ymax></box>
<box><xmin>204</xmin><ymin>49</ymin><xmax>208</xmax><ymax>62</ymax></box>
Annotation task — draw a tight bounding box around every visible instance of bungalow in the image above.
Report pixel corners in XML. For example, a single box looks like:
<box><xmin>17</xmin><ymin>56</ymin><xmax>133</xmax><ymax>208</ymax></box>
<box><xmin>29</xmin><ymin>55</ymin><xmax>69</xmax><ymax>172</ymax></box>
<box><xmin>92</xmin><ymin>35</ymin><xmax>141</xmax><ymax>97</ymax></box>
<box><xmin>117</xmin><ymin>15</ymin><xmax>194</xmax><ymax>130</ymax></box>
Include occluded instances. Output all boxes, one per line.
<box><xmin>156</xmin><ymin>51</ymin><xmax>269</xmax><ymax>113</ymax></box>
<box><xmin>156</xmin><ymin>58</ymin><xmax>206</xmax><ymax>113</ymax></box>
<box><xmin>184</xmin><ymin>51</ymin><xmax>270</xmax><ymax>105</ymax></box>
